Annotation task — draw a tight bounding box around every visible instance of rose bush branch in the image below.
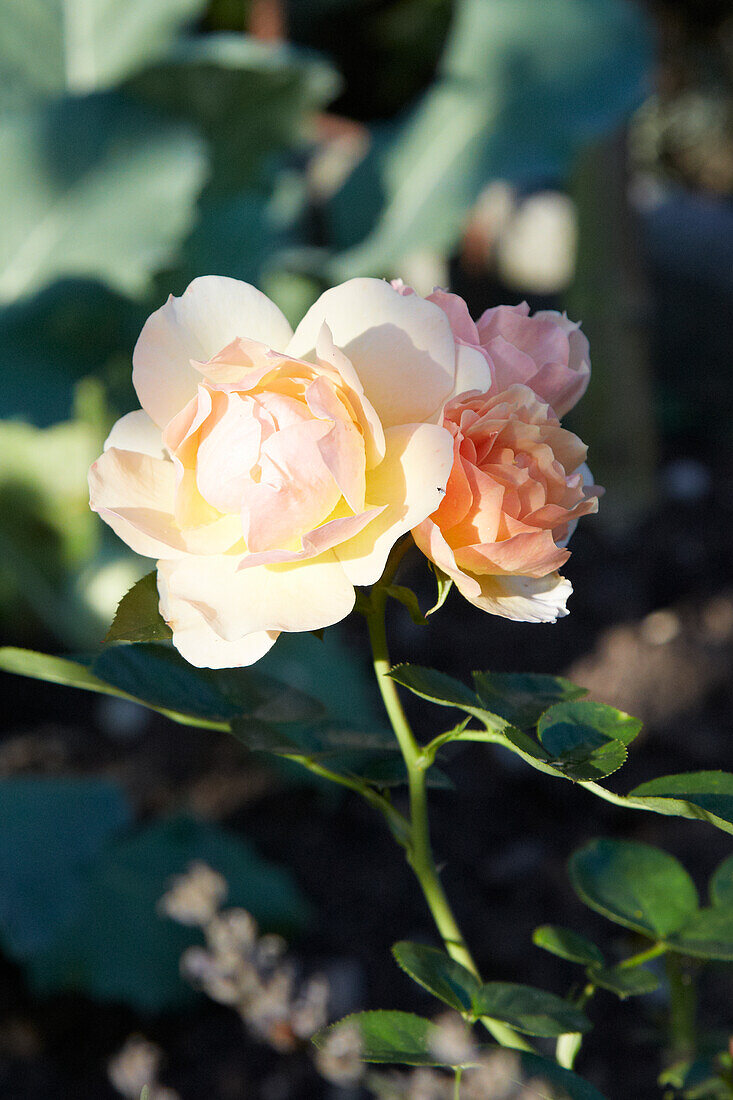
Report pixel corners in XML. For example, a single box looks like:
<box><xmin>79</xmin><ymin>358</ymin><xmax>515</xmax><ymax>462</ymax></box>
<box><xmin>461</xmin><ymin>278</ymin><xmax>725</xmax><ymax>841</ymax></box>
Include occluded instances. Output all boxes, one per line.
<box><xmin>362</xmin><ymin>574</ymin><xmax>535</xmax><ymax>1054</ymax></box>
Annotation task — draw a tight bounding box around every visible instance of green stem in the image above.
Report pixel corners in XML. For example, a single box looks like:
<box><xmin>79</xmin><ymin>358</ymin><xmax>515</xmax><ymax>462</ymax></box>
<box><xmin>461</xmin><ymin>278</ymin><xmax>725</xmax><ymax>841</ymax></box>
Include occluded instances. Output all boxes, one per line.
<box><xmin>365</xmin><ymin>583</ymin><xmax>533</xmax><ymax>1054</ymax></box>
<box><xmin>453</xmin><ymin>1065</ymin><xmax>463</xmax><ymax>1099</ymax></box>
<box><xmin>665</xmin><ymin>953</ymin><xmax>696</xmax><ymax>1059</ymax></box>
<box><xmin>556</xmin><ymin>983</ymin><xmax>594</xmax><ymax>1069</ymax></box>
<box><xmin>287</xmin><ymin>754</ymin><xmax>410</xmax><ymax>848</ymax></box>
<box><xmin>618</xmin><ymin>941</ymin><xmax>667</xmax><ymax>970</ymax></box>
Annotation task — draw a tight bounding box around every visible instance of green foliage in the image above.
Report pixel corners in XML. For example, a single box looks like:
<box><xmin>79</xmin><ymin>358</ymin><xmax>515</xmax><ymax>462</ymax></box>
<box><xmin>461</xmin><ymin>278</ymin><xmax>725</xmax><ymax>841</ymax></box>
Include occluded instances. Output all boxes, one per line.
<box><xmin>388</xmin><ymin>664</ymin><xmax>505</xmax><ymax>726</ymax></box>
<box><xmin>0</xmin><ymin>777</ymin><xmax>130</xmax><ymax>956</ymax></box>
<box><xmin>667</xmin><ymin>909</ymin><xmax>733</xmax><ymax>962</ymax></box>
<box><xmin>0</xmin><ymin>647</ymin><xmax>136</xmax><ymax>701</ymax></box>
<box><xmin>29</xmin><ymin>814</ymin><xmax>311</xmax><ymax>1010</ymax></box>
<box><xmin>318</xmin><ymin>1011</ymin><xmax>607</xmax><ymax>1097</ymax></box>
<box><xmin>710</xmin><ymin>854</ymin><xmax>733</xmax><ymax>907</ymax></box>
<box><xmin>328</xmin><ymin>0</ymin><xmax>652</xmax><ymax>276</ymax></box>
<box><xmin>0</xmin><ymin>0</ymin><xmax>208</xmax><ymax>106</ymax></box>
<box><xmin>391</xmin><ymin>665</ymin><xmax>733</xmax><ymax>841</ymax></box>
<box><xmin>626</xmin><ymin>773</ymin><xmax>733</xmax><ymax>835</ymax></box>
<box><xmin>533</xmin><ymin>922</ymin><xmax>660</xmax><ymax>999</ymax></box>
<box><xmin>0</xmin><ymin>282</ymin><xmax>142</xmax><ymax>425</ymax></box>
<box><xmin>393</xmin><ymin>942</ymin><xmax>590</xmax><ymax>1036</ymax></box>
<box><xmin>104</xmin><ymin>570</ymin><xmax>172</xmax><ymax>644</ymax></box>
<box><xmin>569</xmin><ymin>838</ymin><xmax>733</xmax><ymax>963</ymax></box>
<box><xmin>569</xmin><ymin>839</ymin><xmax>699</xmax><ymax>939</ymax></box>
<box><xmin>517</xmin><ymin>1053</ymin><xmax>608</xmax><ymax>1100</ymax></box>
<box><xmin>473</xmin><ymin>673</ymin><xmax>587</xmax><ymax>730</ymax></box>
<box><xmin>314</xmin><ymin>1011</ymin><xmax>463</xmax><ymax>1067</ymax></box>
<box><xmin>538</xmin><ymin>701</ymin><xmax>642</xmax><ymax>754</ymax></box>
<box><xmin>586</xmin><ymin>963</ymin><xmax>659</xmax><ymax>999</ymax></box>
<box><xmin>661</xmin><ymin>1053</ymin><xmax>733</xmax><ymax>1100</ymax></box>
<box><xmin>384</xmin><ymin>584</ymin><xmax>428</xmax><ymax>626</ymax></box>
<box><xmin>0</xmin><ymin>776</ymin><xmax>310</xmax><ymax>1012</ymax></box>
<box><xmin>392</xmin><ymin>942</ymin><xmax>480</xmax><ymax>1014</ymax></box>
<box><xmin>532</xmin><ymin>926</ymin><xmax>604</xmax><ymax>968</ymax></box>
<box><xmin>128</xmin><ymin>35</ymin><xmax>339</xmax><ymax>195</ymax></box>
<box><xmin>474</xmin><ymin>983</ymin><xmax>590</xmax><ymax>1039</ymax></box>
<box><xmin>0</xmin><ymin>94</ymin><xmax>206</xmax><ymax>305</ymax></box>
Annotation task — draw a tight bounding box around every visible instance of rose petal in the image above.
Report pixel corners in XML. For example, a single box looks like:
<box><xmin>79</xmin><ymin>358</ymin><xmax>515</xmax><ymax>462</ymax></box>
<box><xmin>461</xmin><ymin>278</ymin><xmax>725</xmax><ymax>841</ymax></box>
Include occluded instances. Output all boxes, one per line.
<box><xmin>287</xmin><ymin>278</ymin><xmax>456</xmax><ymax>428</ymax></box>
<box><xmin>133</xmin><ymin>277</ymin><xmax>293</xmax><ymax>427</ymax></box>
<box><xmin>104</xmin><ymin>410</ymin><xmax>166</xmax><ymax>458</ymax></box>
<box><xmin>158</xmin><ymin>565</ymin><xmax>279</xmax><ymax>669</ymax></box>
<box><xmin>159</xmin><ymin>551</ymin><xmax>355</xmax><ymax>640</ymax></box>
<box><xmin>89</xmin><ymin>448</ymin><xmax>185</xmax><ymax>558</ymax></box>
<box><xmin>334</xmin><ymin>422</ymin><xmax>454</xmax><ymax>586</ymax></box>
<box><xmin>237</xmin><ymin>507</ymin><xmax>384</xmax><ymax>568</ymax></box>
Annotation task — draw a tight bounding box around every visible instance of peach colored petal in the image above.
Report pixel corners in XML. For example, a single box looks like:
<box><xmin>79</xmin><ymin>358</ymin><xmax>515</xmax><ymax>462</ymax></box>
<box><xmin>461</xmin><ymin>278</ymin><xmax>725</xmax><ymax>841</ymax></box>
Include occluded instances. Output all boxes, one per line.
<box><xmin>195</xmin><ymin>394</ymin><xmax>263</xmax><ymax>514</ymax></box>
<box><xmin>241</xmin><ymin>419</ymin><xmax>341</xmax><ymax>554</ymax></box>
<box><xmin>456</xmin><ymin>530</ymin><xmax>570</xmax><ymax>578</ymax></box>
<box><xmin>237</xmin><ymin>507</ymin><xmax>384</xmax><ymax>568</ymax></box>
<box><xmin>334</xmin><ymin>422</ymin><xmax>454</xmax><ymax>586</ymax></box>
<box><xmin>315</xmin><ymin>323</ymin><xmax>386</xmax><ymax>468</ymax></box>
<box><xmin>89</xmin><ymin>447</ymin><xmax>185</xmax><ymax>559</ymax></box>
<box><xmin>287</xmin><ymin>277</ymin><xmax>456</xmax><ymax>428</ymax></box>
<box><xmin>133</xmin><ymin>276</ymin><xmax>293</xmax><ymax>427</ymax></box>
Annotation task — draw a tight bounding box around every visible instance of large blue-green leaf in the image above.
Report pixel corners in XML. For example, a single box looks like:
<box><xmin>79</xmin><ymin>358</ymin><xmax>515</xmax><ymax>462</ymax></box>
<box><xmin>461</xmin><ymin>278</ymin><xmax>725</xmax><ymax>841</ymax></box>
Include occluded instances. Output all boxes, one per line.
<box><xmin>129</xmin><ymin>34</ymin><xmax>339</xmax><ymax>194</ymax></box>
<box><xmin>329</xmin><ymin>0</ymin><xmax>651</xmax><ymax>275</ymax></box>
<box><xmin>29</xmin><ymin>815</ymin><xmax>311</xmax><ymax>1011</ymax></box>
<box><xmin>0</xmin><ymin>0</ymin><xmax>208</xmax><ymax>108</ymax></box>
<box><xmin>0</xmin><ymin>93</ymin><xmax>205</xmax><ymax>305</ymax></box>
<box><xmin>0</xmin><ymin>279</ymin><xmax>141</xmax><ymax>424</ymax></box>
<box><xmin>0</xmin><ymin>777</ymin><xmax>131</xmax><ymax>956</ymax></box>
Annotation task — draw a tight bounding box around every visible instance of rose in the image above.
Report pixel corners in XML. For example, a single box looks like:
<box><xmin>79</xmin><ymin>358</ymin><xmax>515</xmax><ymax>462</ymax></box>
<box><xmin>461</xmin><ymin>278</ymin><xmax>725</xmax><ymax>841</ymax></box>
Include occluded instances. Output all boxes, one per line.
<box><xmin>392</xmin><ymin>283</ymin><xmax>590</xmax><ymax>418</ymax></box>
<box><xmin>89</xmin><ymin>276</ymin><xmax>491</xmax><ymax>668</ymax></box>
<box><xmin>412</xmin><ymin>385</ymin><xmax>599</xmax><ymax>623</ymax></box>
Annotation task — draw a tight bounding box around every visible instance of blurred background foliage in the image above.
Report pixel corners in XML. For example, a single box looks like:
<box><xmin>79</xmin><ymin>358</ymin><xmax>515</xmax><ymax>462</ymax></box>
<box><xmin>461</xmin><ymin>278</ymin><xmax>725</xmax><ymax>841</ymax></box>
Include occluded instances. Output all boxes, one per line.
<box><xmin>0</xmin><ymin>1</ymin><xmax>733</xmax><ymax>1094</ymax></box>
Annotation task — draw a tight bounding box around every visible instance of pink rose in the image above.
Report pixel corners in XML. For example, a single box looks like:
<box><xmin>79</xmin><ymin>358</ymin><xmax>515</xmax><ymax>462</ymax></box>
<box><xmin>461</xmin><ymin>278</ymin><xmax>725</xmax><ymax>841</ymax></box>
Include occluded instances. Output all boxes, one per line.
<box><xmin>412</xmin><ymin>385</ymin><xmax>599</xmax><ymax>622</ymax></box>
<box><xmin>392</xmin><ymin>282</ymin><xmax>590</xmax><ymax>417</ymax></box>
<box><xmin>89</xmin><ymin>276</ymin><xmax>484</xmax><ymax>667</ymax></box>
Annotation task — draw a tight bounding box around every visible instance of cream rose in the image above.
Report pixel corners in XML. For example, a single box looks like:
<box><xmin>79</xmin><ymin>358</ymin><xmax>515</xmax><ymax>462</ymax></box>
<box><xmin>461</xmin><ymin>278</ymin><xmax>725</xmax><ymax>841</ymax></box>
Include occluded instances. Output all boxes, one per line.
<box><xmin>89</xmin><ymin>276</ymin><xmax>489</xmax><ymax>667</ymax></box>
<box><xmin>412</xmin><ymin>385</ymin><xmax>599</xmax><ymax>623</ymax></box>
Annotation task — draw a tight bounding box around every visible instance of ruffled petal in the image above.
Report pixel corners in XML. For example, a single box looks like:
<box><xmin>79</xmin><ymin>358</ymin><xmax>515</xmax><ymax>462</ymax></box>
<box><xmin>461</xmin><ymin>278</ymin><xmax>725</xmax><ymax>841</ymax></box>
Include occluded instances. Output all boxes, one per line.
<box><xmin>287</xmin><ymin>278</ymin><xmax>456</xmax><ymax>428</ymax></box>
<box><xmin>89</xmin><ymin>448</ymin><xmax>184</xmax><ymax>558</ymax></box>
<box><xmin>133</xmin><ymin>277</ymin><xmax>293</xmax><ymax>427</ymax></box>
<box><xmin>466</xmin><ymin>571</ymin><xmax>573</xmax><ymax>623</ymax></box>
